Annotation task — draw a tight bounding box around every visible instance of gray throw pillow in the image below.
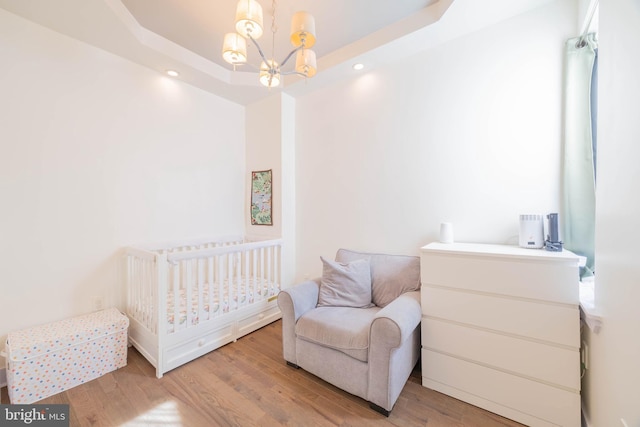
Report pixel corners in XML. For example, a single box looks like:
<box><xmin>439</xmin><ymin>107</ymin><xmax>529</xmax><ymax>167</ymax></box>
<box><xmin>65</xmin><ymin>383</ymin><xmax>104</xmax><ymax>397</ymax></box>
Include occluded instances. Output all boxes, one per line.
<box><xmin>317</xmin><ymin>257</ymin><xmax>373</xmax><ymax>308</ymax></box>
<box><xmin>335</xmin><ymin>249</ymin><xmax>421</xmax><ymax>307</ymax></box>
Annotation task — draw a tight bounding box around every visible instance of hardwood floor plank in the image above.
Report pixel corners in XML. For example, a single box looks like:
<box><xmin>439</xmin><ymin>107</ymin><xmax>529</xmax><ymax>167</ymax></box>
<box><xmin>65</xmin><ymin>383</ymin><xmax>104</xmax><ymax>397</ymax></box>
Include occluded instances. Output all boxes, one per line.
<box><xmin>205</xmin><ymin>344</ymin><xmax>356</xmax><ymax>426</ymax></box>
<box><xmin>1</xmin><ymin>320</ymin><xmax>524</xmax><ymax>427</ymax></box>
<box><xmin>222</xmin><ymin>331</ymin><xmax>388</xmax><ymax>425</ymax></box>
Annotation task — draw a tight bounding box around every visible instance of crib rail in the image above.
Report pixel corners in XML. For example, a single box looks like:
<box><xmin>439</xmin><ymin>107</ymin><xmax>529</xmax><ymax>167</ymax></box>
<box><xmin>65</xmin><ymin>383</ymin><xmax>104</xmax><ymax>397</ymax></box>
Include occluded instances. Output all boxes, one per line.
<box><xmin>134</xmin><ymin>235</ymin><xmax>245</xmax><ymax>253</ymax></box>
<box><xmin>166</xmin><ymin>238</ymin><xmax>282</xmax><ymax>262</ymax></box>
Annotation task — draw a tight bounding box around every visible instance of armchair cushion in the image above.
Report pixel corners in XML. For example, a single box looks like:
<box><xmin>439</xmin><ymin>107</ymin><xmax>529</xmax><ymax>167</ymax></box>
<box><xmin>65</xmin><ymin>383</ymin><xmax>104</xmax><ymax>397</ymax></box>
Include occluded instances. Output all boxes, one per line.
<box><xmin>317</xmin><ymin>257</ymin><xmax>373</xmax><ymax>308</ymax></box>
<box><xmin>295</xmin><ymin>306</ymin><xmax>380</xmax><ymax>362</ymax></box>
<box><xmin>336</xmin><ymin>249</ymin><xmax>421</xmax><ymax>307</ymax></box>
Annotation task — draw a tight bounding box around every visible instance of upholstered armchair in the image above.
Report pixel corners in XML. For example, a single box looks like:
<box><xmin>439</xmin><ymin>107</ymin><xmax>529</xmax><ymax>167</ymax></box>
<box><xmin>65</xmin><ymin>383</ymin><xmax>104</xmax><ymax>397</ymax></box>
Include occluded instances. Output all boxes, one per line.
<box><xmin>277</xmin><ymin>249</ymin><xmax>422</xmax><ymax>416</ymax></box>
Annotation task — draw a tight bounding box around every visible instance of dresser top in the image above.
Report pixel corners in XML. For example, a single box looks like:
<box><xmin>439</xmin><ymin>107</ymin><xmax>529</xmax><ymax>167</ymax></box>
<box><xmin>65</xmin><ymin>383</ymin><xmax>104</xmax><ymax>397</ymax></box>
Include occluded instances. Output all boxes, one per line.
<box><xmin>421</xmin><ymin>242</ymin><xmax>580</xmax><ymax>263</ymax></box>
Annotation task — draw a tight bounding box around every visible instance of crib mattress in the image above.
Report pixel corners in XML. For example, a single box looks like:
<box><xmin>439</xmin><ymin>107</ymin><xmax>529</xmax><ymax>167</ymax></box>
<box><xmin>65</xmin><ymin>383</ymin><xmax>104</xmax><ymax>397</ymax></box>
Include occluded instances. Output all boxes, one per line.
<box><xmin>166</xmin><ymin>279</ymin><xmax>279</xmax><ymax>330</ymax></box>
<box><xmin>6</xmin><ymin>308</ymin><xmax>128</xmax><ymax>404</ymax></box>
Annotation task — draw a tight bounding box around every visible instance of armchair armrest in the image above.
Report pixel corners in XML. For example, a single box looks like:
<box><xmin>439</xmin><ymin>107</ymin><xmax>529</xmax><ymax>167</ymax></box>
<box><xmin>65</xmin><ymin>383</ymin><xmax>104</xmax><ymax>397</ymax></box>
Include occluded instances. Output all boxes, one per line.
<box><xmin>371</xmin><ymin>291</ymin><xmax>421</xmax><ymax>348</ymax></box>
<box><xmin>368</xmin><ymin>290</ymin><xmax>421</xmax><ymax>412</ymax></box>
<box><xmin>277</xmin><ymin>279</ymin><xmax>320</xmax><ymax>322</ymax></box>
<box><xmin>277</xmin><ymin>279</ymin><xmax>320</xmax><ymax>364</ymax></box>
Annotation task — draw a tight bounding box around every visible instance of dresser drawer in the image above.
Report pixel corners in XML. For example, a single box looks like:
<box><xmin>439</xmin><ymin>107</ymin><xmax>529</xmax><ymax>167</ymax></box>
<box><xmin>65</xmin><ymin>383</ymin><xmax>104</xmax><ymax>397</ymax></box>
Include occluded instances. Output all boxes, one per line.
<box><xmin>421</xmin><ymin>286</ymin><xmax>579</xmax><ymax>347</ymax></box>
<box><xmin>421</xmin><ymin>250</ymin><xmax>578</xmax><ymax>304</ymax></box>
<box><xmin>421</xmin><ymin>318</ymin><xmax>580</xmax><ymax>390</ymax></box>
<box><xmin>422</xmin><ymin>349</ymin><xmax>580</xmax><ymax>427</ymax></box>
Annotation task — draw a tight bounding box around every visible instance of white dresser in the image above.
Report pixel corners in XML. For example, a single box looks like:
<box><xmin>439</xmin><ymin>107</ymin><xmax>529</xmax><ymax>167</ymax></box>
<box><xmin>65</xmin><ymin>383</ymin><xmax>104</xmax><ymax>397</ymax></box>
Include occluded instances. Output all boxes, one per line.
<box><xmin>420</xmin><ymin>242</ymin><xmax>581</xmax><ymax>427</ymax></box>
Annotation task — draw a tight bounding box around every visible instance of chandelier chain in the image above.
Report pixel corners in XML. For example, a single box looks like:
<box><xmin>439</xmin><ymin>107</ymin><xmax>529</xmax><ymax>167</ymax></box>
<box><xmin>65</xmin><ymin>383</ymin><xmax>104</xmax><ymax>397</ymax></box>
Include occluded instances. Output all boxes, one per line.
<box><xmin>271</xmin><ymin>0</ymin><xmax>278</xmax><ymax>34</ymax></box>
<box><xmin>270</xmin><ymin>0</ymin><xmax>278</xmax><ymax>65</ymax></box>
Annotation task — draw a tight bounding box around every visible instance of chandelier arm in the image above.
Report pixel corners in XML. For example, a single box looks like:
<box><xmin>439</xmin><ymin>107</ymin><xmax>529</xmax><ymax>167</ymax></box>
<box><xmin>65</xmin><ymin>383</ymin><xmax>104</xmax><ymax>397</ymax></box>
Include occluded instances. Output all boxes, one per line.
<box><xmin>230</xmin><ymin>62</ymin><xmax>262</xmax><ymax>72</ymax></box>
<box><xmin>281</xmin><ymin>71</ymin><xmax>310</xmax><ymax>78</ymax></box>
<box><xmin>248</xmin><ymin>34</ymin><xmax>271</xmax><ymax>69</ymax></box>
<box><xmin>280</xmin><ymin>44</ymin><xmax>304</xmax><ymax>68</ymax></box>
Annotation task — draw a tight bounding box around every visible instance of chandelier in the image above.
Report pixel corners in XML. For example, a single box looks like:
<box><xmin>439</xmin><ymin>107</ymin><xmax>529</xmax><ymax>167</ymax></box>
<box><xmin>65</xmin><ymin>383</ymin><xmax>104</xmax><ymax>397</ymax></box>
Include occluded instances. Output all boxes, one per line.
<box><xmin>222</xmin><ymin>0</ymin><xmax>317</xmax><ymax>88</ymax></box>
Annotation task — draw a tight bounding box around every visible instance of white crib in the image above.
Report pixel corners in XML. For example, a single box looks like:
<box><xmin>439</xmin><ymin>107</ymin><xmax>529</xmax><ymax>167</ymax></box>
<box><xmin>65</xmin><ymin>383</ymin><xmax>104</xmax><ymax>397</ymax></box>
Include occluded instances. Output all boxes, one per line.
<box><xmin>125</xmin><ymin>236</ymin><xmax>283</xmax><ymax>378</ymax></box>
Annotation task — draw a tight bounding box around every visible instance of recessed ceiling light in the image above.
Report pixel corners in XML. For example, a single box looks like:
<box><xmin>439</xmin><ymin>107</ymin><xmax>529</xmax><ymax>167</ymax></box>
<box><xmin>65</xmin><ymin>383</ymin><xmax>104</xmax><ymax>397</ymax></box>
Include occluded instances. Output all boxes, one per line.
<box><xmin>166</xmin><ymin>70</ymin><xmax>179</xmax><ymax>77</ymax></box>
<box><xmin>353</xmin><ymin>63</ymin><xmax>364</xmax><ymax>71</ymax></box>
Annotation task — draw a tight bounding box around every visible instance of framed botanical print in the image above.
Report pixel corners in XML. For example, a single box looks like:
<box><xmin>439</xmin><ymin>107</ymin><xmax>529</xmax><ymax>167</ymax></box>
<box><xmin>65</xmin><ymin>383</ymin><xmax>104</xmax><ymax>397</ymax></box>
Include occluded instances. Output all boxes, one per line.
<box><xmin>250</xmin><ymin>169</ymin><xmax>273</xmax><ymax>225</ymax></box>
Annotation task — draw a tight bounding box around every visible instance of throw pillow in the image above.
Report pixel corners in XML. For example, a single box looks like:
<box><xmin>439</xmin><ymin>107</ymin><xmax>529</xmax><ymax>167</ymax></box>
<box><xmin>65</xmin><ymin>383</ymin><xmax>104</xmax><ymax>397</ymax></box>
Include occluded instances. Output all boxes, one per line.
<box><xmin>335</xmin><ymin>249</ymin><xmax>421</xmax><ymax>307</ymax></box>
<box><xmin>317</xmin><ymin>256</ymin><xmax>373</xmax><ymax>308</ymax></box>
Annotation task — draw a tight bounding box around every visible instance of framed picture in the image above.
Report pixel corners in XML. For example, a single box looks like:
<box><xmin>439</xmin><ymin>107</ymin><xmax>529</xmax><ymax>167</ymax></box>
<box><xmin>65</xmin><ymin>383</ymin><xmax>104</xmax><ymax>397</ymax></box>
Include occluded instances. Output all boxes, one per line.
<box><xmin>250</xmin><ymin>169</ymin><xmax>273</xmax><ymax>225</ymax></box>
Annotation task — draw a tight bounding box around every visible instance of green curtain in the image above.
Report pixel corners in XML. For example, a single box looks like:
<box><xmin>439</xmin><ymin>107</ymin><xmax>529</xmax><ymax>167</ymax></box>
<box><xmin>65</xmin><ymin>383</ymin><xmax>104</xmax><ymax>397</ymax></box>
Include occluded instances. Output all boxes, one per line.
<box><xmin>562</xmin><ymin>33</ymin><xmax>597</xmax><ymax>277</ymax></box>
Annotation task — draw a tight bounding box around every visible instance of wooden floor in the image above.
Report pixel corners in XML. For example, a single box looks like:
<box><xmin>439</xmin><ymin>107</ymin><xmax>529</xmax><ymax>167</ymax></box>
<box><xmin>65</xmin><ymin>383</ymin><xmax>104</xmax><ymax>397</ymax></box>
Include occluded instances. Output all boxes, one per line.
<box><xmin>1</xmin><ymin>320</ymin><xmax>524</xmax><ymax>427</ymax></box>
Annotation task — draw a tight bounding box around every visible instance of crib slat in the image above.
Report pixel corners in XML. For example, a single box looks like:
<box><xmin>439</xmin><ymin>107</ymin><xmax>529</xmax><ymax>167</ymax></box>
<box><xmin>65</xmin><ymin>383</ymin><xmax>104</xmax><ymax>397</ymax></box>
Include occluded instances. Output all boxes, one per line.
<box><xmin>267</xmin><ymin>247</ymin><xmax>272</xmax><ymax>297</ymax></box>
<box><xmin>260</xmin><ymin>247</ymin><xmax>265</xmax><ymax>300</ymax></box>
<box><xmin>137</xmin><ymin>258</ymin><xmax>143</xmax><ymax>324</ymax></box>
<box><xmin>128</xmin><ymin>256</ymin><xmax>134</xmax><ymax>319</ymax></box>
<box><xmin>249</xmin><ymin>250</ymin><xmax>259</xmax><ymax>301</ymax></box>
<box><xmin>173</xmin><ymin>263</ymin><xmax>180</xmax><ymax>334</ymax></box>
<box><xmin>235</xmin><ymin>252</ymin><xmax>241</xmax><ymax>308</ymax></box>
<box><xmin>137</xmin><ymin>259</ymin><xmax>142</xmax><ymax>323</ymax></box>
<box><xmin>197</xmin><ymin>257</ymin><xmax>204</xmax><ymax>325</ymax></box>
<box><xmin>148</xmin><ymin>260</ymin><xmax>155</xmax><ymax>331</ymax></box>
<box><xmin>252</xmin><ymin>248</ymin><xmax>258</xmax><ymax>302</ymax></box>
<box><xmin>227</xmin><ymin>253</ymin><xmax>234</xmax><ymax>311</ymax></box>
<box><xmin>208</xmin><ymin>256</ymin><xmax>215</xmax><ymax>320</ymax></box>
<box><xmin>227</xmin><ymin>253</ymin><xmax>240</xmax><ymax>310</ymax></box>
<box><xmin>155</xmin><ymin>252</ymin><xmax>168</xmax><ymax>378</ymax></box>
<box><xmin>142</xmin><ymin>259</ymin><xmax>148</xmax><ymax>329</ymax></box>
<box><xmin>276</xmin><ymin>243</ymin><xmax>281</xmax><ymax>292</ymax></box>
<box><xmin>185</xmin><ymin>260</ymin><xmax>193</xmax><ymax>328</ymax></box>
<box><xmin>129</xmin><ymin>257</ymin><xmax>135</xmax><ymax>317</ymax></box>
<box><xmin>216</xmin><ymin>255</ymin><xmax>224</xmax><ymax>315</ymax></box>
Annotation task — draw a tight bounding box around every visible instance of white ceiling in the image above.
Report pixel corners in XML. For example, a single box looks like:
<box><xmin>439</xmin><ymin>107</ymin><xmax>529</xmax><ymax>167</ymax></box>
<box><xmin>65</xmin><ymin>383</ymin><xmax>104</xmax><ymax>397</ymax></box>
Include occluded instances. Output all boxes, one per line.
<box><xmin>0</xmin><ymin>0</ymin><xmax>558</xmax><ymax>105</ymax></box>
<box><xmin>120</xmin><ymin>0</ymin><xmax>438</xmax><ymax>69</ymax></box>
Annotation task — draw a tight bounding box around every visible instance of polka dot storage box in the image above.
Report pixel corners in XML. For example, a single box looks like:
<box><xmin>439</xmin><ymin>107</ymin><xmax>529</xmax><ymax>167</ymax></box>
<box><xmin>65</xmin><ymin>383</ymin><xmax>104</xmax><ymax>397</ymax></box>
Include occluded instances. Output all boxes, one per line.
<box><xmin>5</xmin><ymin>307</ymin><xmax>129</xmax><ymax>404</ymax></box>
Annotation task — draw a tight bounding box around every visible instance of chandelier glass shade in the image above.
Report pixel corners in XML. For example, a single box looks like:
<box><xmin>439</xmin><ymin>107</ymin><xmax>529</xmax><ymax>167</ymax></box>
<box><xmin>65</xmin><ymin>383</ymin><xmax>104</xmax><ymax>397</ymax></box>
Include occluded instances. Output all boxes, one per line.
<box><xmin>222</xmin><ymin>0</ymin><xmax>317</xmax><ymax>87</ymax></box>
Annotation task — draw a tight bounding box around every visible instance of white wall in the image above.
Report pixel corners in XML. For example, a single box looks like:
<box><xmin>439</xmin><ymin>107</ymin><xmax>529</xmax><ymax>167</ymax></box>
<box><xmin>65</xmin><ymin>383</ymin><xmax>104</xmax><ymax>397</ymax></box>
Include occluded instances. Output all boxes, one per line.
<box><xmin>583</xmin><ymin>1</ymin><xmax>640</xmax><ymax>426</ymax></box>
<box><xmin>0</xmin><ymin>9</ymin><xmax>245</xmax><ymax>347</ymax></box>
<box><xmin>294</xmin><ymin>0</ymin><xmax>576</xmax><ymax>280</ymax></box>
<box><xmin>246</xmin><ymin>95</ymin><xmax>284</xmax><ymax>239</ymax></box>
<box><xmin>245</xmin><ymin>94</ymin><xmax>297</xmax><ymax>288</ymax></box>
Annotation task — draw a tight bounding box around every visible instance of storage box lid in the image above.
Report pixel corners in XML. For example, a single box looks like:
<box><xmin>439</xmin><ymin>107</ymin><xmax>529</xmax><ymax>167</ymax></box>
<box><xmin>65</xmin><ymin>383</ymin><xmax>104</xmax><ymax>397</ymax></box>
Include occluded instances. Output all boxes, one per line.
<box><xmin>6</xmin><ymin>308</ymin><xmax>129</xmax><ymax>362</ymax></box>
